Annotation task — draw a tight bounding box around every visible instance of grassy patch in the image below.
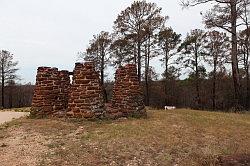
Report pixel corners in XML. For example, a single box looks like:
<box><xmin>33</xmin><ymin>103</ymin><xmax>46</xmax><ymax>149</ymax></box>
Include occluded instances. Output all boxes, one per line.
<box><xmin>0</xmin><ymin>119</ymin><xmax>22</xmax><ymax>129</ymax></box>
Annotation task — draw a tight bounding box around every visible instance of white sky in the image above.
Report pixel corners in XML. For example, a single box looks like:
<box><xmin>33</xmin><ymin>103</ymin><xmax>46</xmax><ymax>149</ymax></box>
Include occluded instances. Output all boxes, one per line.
<box><xmin>0</xmin><ymin>0</ymin><xmax>209</xmax><ymax>83</ymax></box>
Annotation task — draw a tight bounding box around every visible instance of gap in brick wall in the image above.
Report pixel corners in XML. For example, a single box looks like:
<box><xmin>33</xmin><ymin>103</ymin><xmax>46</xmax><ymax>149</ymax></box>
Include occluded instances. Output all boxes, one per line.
<box><xmin>69</xmin><ymin>75</ymin><xmax>73</xmax><ymax>84</ymax></box>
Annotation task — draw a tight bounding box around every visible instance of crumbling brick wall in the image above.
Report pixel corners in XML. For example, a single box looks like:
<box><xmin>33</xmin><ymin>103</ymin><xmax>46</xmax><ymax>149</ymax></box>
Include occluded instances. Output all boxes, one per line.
<box><xmin>31</xmin><ymin>62</ymin><xmax>146</xmax><ymax>119</ymax></box>
<box><xmin>56</xmin><ymin>70</ymin><xmax>70</xmax><ymax>112</ymax></box>
<box><xmin>31</xmin><ymin>67</ymin><xmax>70</xmax><ymax>116</ymax></box>
<box><xmin>67</xmin><ymin>62</ymin><xmax>105</xmax><ymax>118</ymax></box>
<box><xmin>108</xmin><ymin>64</ymin><xmax>145</xmax><ymax>118</ymax></box>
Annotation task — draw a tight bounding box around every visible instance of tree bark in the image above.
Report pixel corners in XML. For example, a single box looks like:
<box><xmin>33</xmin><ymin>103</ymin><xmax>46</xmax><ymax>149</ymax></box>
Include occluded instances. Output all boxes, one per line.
<box><xmin>144</xmin><ymin>52</ymin><xmax>149</xmax><ymax>106</ymax></box>
<box><xmin>212</xmin><ymin>54</ymin><xmax>217</xmax><ymax>111</ymax></box>
<box><xmin>195</xmin><ymin>44</ymin><xmax>201</xmax><ymax>109</ymax></box>
<box><xmin>245</xmin><ymin>40</ymin><xmax>249</xmax><ymax>111</ymax></box>
<box><xmin>246</xmin><ymin>61</ymin><xmax>249</xmax><ymax>111</ymax></box>
<box><xmin>101</xmin><ymin>50</ymin><xmax>108</xmax><ymax>103</ymax></box>
<box><xmin>230</xmin><ymin>0</ymin><xmax>241</xmax><ymax>110</ymax></box>
<box><xmin>137</xmin><ymin>41</ymin><xmax>142</xmax><ymax>83</ymax></box>
<box><xmin>144</xmin><ymin>39</ymin><xmax>150</xmax><ymax>106</ymax></box>
<box><xmin>1</xmin><ymin>62</ymin><xmax>4</xmax><ymax>109</ymax></box>
<box><xmin>146</xmin><ymin>53</ymin><xmax>150</xmax><ymax>105</ymax></box>
<box><xmin>165</xmin><ymin>45</ymin><xmax>169</xmax><ymax>106</ymax></box>
<box><xmin>243</xmin><ymin>3</ymin><xmax>249</xmax><ymax>111</ymax></box>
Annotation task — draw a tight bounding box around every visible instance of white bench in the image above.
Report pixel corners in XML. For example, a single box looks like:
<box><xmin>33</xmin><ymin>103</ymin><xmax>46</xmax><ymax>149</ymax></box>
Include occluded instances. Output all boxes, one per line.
<box><xmin>164</xmin><ymin>106</ymin><xmax>176</xmax><ymax>110</ymax></box>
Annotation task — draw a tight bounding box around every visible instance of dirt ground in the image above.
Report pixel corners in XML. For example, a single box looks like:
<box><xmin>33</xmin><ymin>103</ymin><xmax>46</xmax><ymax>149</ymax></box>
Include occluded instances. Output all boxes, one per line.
<box><xmin>0</xmin><ymin>112</ymin><xmax>29</xmax><ymax>125</ymax></box>
<box><xmin>0</xmin><ymin>109</ymin><xmax>249</xmax><ymax>166</ymax></box>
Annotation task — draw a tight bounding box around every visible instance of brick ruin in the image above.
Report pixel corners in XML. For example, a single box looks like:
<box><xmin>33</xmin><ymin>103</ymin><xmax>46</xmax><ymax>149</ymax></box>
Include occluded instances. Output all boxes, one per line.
<box><xmin>108</xmin><ymin>64</ymin><xmax>145</xmax><ymax>118</ymax></box>
<box><xmin>67</xmin><ymin>62</ymin><xmax>105</xmax><ymax>118</ymax></box>
<box><xmin>31</xmin><ymin>67</ymin><xmax>70</xmax><ymax>116</ymax></box>
<box><xmin>31</xmin><ymin>62</ymin><xmax>146</xmax><ymax>119</ymax></box>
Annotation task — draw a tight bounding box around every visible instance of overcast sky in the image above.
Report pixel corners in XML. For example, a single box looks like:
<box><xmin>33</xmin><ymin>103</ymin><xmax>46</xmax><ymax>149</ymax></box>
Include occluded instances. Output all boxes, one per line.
<box><xmin>0</xmin><ymin>0</ymin><xmax>209</xmax><ymax>84</ymax></box>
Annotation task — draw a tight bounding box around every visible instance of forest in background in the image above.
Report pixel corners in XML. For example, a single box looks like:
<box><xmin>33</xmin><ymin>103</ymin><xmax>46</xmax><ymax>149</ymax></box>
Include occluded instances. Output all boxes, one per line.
<box><xmin>1</xmin><ymin>0</ymin><xmax>249</xmax><ymax>111</ymax></box>
<box><xmin>83</xmin><ymin>0</ymin><xmax>250</xmax><ymax>111</ymax></box>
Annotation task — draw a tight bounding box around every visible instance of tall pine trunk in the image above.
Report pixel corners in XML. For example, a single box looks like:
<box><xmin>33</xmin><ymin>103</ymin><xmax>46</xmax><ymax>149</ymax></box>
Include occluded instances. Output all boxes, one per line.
<box><xmin>245</xmin><ymin>41</ymin><xmax>249</xmax><ymax>111</ymax></box>
<box><xmin>247</xmin><ymin>63</ymin><xmax>249</xmax><ymax>111</ymax></box>
<box><xmin>137</xmin><ymin>41</ymin><xmax>142</xmax><ymax>83</ymax></box>
<box><xmin>244</xmin><ymin>6</ymin><xmax>249</xmax><ymax>111</ymax></box>
<box><xmin>101</xmin><ymin>51</ymin><xmax>107</xmax><ymax>103</ymax></box>
<box><xmin>212</xmin><ymin>56</ymin><xmax>217</xmax><ymax>111</ymax></box>
<box><xmin>231</xmin><ymin>0</ymin><xmax>241</xmax><ymax>110</ymax></box>
<box><xmin>144</xmin><ymin>51</ymin><xmax>149</xmax><ymax>106</ymax></box>
<box><xmin>195</xmin><ymin>44</ymin><xmax>201</xmax><ymax>109</ymax></box>
<box><xmin>164</xmin><ymin>47</ymin><xmax>169</xmax><ymax>106</ymax></box>
<box><xmin>1</xmin><ymin>63</ymin><xmax>4</xmax><ymax>109</ymax></box>
<box><xmin>145</xmin><ymin>35</ymin><xmax>152</xmax><ymax>106</ymax></box>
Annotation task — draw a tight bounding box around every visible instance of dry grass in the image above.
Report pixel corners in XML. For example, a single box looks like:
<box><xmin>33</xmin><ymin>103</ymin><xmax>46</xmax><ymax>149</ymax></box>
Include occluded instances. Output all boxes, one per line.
<box><xmin>0</xmin><ymin>108</ymin><xmax>249</xmax><ymax>166</ymax></box>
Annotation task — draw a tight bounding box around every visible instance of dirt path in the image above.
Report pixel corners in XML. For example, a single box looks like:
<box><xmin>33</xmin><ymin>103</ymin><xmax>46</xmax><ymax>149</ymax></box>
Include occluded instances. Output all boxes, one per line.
<box><xmin>0</xmin><ymin>112</ymin><xmax>29</xmax><ymax>125</ymax></box>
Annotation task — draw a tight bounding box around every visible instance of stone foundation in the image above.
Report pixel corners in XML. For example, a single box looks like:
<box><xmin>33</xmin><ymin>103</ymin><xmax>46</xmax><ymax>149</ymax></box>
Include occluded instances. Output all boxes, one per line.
<box><xmin>31</xmin><ymin>62</ymin><xmax>146</xmax><ymax>119</ymax></box>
